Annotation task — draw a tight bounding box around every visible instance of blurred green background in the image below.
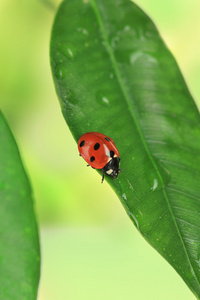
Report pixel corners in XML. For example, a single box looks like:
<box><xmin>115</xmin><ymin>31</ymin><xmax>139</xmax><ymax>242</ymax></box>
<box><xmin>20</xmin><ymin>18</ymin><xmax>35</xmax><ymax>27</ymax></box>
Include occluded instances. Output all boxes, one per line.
<box><xmin>0</xmin><ymin>0</ymin><xmax>199</xmax><ymax>299</ymax></box>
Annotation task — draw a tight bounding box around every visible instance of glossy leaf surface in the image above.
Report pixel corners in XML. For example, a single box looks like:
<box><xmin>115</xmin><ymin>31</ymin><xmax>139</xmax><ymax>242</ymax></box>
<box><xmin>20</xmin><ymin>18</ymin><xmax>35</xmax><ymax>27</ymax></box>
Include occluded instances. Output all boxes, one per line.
<box><xmin>0</xmin><ymin>111</ymin><xmax>40</xmax><ymax>299</ymax></box>
<box><xmin>50</xmin><ymin>0</ymin><xmax>200</xmax><ymax>297</ymax></box>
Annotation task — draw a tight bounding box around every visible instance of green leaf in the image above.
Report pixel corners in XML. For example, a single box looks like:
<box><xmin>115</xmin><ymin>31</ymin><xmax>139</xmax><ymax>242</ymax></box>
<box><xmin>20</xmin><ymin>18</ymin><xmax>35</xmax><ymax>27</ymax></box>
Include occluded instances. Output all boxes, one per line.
<box><xmin>50</xmin><ymin>0</ymin><xmax>200</xmax><ymax>298</ymax></box>
<box><xmin>0</xmin><ymin>111</ymin><xmax>40</xmax><ymax>299</ymax></box>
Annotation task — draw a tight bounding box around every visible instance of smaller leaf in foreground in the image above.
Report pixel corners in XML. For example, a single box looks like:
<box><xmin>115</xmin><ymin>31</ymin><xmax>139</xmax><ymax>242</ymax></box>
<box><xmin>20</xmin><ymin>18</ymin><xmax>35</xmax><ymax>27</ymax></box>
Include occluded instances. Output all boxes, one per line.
<box><xmin>0</xmin><ymin>111</ymin><xmax>40</xmax><ymax>300</ymax></box>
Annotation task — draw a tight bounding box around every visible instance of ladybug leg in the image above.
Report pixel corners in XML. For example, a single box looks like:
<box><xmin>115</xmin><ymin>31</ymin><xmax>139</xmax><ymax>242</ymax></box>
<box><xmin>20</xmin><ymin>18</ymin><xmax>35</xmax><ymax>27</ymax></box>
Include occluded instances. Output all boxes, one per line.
<box><xmin>87</xmin><ymin>165</ymin><xmax>95</xmax><ymax>169</ymax></box>
<box><xmin>101</xmin><ymin>170</ymin><xmax>105</xmax><ymax>183</ymax></box>
<box><xmin>79</xmin><ymin>154</ymin><xmax>81</xmax><ymax>156</ymax></box>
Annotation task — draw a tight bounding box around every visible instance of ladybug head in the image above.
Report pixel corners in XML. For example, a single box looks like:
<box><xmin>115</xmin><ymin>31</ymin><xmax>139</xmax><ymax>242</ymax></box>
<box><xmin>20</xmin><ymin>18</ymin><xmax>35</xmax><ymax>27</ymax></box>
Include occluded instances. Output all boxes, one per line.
<box><xmin>103</xmin><ymin>157</ymin><xmax>121</xmax><ymax>179</ymax></box>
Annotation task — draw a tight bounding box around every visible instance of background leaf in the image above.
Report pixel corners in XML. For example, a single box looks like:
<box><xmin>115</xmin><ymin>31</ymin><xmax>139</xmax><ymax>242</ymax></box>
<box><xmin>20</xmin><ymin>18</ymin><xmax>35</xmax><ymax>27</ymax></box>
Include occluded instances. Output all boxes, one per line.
<box><xmin>0</xmin><ymin>111</ymin><xmax>40</xmax><ymax>300</ymax></box>
<box><xmin>50</xmin><ymin>0</ymin><xmax>200</xmax><ymax>298</ymax></box>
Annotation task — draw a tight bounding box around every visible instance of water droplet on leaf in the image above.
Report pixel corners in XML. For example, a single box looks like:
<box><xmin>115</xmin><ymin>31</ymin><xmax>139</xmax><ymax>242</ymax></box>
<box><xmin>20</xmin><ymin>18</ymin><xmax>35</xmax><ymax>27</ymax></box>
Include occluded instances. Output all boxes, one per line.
<box><xmin>122</xmin><ymin>193</ymin><xmax>127</xmax><ymax>201</ymax></box>
<box><xmin>96</xmin><ymin>91</ymin><xmax>110</xmax><ymax>106</ymax></box>
<box><xmin>147</xmin><ymin>157</ymin><xmax>171</xmax><ymax>192</ymax></box>
<box><xmin>124</xmin><ymin>25</ymin><xmax>131</xmax><ymax>31</ymax></box>
<box><xmin>59</xmin><ymin>43</ymin><xmax>77</xmax><ymax>60</ymax></box>
<box><xmin>151</xmin><ymin>179</ymin><xmax>158</xmax><ymax>191</ymax></box>
<box><xmin>55</xmin><ymin>64</ymin><xmax>66</xmax><ymax>80</ymax></box>
<box><xmin>77</xmin><ymin>27</ymin><xmax>89</xmax><ymax>35</ymax></box>
<box><xmin>128</xmin><ymin>211</ymin><xmax>140</xmax><ymax>230</ymax></box>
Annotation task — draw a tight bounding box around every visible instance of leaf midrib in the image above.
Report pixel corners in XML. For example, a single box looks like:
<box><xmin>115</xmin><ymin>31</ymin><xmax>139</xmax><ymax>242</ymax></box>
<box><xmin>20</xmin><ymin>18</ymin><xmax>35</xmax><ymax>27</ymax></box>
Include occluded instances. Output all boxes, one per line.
<box><xmin>90</xmin><ymin>0</ymin><xmax>200</xmax><ymax>287</ymax></box>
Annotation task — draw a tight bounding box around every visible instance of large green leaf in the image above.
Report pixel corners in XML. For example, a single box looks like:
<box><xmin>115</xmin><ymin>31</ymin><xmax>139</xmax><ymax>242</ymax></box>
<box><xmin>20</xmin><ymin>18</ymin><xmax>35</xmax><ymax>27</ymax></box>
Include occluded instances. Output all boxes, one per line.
<box><xmin>0</xmin><ymin>111</ymin><xmax>40</xmax><ymax>299</ymax></box>
<box><xmin>50</xmin><ymin>0</ymin><xmax>200</xmax><ymax>297</ymax></box>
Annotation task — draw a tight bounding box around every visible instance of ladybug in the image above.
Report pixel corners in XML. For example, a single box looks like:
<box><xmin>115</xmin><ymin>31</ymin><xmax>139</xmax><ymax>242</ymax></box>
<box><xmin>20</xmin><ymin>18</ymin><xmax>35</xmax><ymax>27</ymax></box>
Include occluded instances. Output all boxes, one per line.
<box><xmin>78</xmin><ymin>132</ymin><xmax>120</xmax><ymax>183</ymax></box>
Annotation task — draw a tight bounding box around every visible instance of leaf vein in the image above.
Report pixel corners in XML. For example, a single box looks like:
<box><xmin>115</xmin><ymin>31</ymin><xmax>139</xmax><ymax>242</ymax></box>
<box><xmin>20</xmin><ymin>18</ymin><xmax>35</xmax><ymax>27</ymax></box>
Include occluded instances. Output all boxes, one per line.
<box><xmin>91</xmin><ymin>0</ymin><xmax>200</xmax><ymax>285</ymax></box>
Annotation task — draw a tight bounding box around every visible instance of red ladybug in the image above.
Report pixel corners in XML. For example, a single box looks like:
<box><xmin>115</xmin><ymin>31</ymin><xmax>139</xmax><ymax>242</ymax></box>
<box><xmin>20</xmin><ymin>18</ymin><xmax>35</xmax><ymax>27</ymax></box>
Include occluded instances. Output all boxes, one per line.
<box><xmin>78</xmin><ymin>132</ymin><xmax>120</xmax><ymax>183</ymax></box>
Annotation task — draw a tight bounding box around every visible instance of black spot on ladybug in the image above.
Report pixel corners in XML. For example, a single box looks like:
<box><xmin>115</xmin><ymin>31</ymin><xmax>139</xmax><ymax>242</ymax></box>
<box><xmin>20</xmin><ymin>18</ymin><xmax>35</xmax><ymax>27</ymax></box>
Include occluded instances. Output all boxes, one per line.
<box><xmin>90</xmin><ymin>156</ymin><xmax>95</xmax><ymax>162</ymax></box>
<box><xmin>94</xmin><ymin>143</ymin><xmax>100</xmax><ymax>150</ymax></box>
<box><xmin>110</xmin><ymin>150</ymin><xmax>114</xmax><ymax>158</ymax></box>
<box><xmin>80</xmin><ymin>140</ymin><xmax>85</xmax><ymax>147</ymax></box>
<box><xmin>105</xmin><ymin>137</ymin><xmax>111</xmax><ymax>142</ymax></box>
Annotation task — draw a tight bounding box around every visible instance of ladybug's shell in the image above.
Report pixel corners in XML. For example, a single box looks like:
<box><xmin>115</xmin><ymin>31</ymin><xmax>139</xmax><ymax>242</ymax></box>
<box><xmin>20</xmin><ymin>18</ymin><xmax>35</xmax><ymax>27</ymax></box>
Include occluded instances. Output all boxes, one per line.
<box><xmin>78</xmin><ymin>132</ymin><xmax>120</xmax><ymax>169</ymax></box>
